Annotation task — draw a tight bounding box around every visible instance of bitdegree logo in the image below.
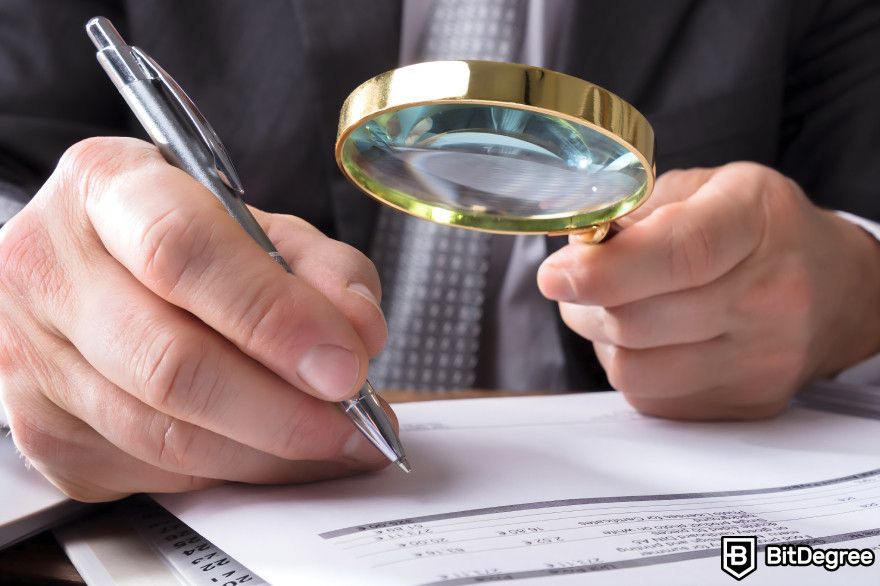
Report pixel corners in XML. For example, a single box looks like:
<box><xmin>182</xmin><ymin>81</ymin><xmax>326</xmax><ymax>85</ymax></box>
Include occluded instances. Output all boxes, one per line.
<box><xmin>721</xmin><ymin>535</ymin><xmax>877</xmax><ymax>580</ymax></box>
<box><xmin>721</xmin><ymin>537</ymin><xmax>757</xmax><ymax>580</ymax></box>
<box><xmin>765</xmin><ymin>543</ymin><xmax>875</xmax><ymax>571</ymax></box>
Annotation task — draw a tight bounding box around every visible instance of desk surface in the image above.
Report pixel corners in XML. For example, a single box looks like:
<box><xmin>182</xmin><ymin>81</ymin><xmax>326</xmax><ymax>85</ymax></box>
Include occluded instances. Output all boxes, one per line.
<box><xmin>0</xmin><ymin>390</ymin><xmax>554</xmax><ymax>584</ymax></box>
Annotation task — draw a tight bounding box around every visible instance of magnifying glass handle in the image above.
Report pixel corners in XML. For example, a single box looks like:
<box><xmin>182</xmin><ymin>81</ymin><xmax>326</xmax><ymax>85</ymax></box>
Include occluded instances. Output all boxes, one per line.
<box><xmin>571</xmin><ymin>222</ymin><xmax>620</xmax><ymax>244</ymax></box>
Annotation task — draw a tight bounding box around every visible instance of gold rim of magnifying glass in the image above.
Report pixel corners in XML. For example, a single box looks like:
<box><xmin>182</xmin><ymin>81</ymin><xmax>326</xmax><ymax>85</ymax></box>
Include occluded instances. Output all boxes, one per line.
<box><xmin>335</xmin><ymin>60</ymin><xmax>656</xmax><ymax>235</ymax></box>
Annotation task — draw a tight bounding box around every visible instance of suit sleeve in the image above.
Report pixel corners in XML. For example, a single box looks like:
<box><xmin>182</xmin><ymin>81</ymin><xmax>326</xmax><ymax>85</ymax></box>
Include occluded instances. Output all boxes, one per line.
<box><xmin>0</xmin><ymin>0</ymin><xmax>127</xmax><ymax>225</ymax></box>
<box><xmin>778</xmin><ymin>0</ymin><xmax>880</xmax><ymax>220</ymax></box>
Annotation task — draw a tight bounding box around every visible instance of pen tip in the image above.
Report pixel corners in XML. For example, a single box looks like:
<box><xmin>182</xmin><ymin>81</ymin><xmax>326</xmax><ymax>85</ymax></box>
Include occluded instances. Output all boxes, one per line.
<box><xmin>396</xmin><ymin>457</ymin><xmax>412</xmax><ymax>474</ymax></box>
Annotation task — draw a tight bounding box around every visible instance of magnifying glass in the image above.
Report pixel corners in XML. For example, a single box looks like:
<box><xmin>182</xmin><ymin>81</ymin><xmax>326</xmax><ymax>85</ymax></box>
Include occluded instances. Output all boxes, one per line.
<box><xmin>335</xmin><ymin>60</ymin><xmax>655</xmax><ymax>243</ymax></box>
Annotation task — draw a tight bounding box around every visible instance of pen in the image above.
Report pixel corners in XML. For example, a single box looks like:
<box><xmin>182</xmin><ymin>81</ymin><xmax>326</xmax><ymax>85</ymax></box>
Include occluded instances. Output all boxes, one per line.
<box><xmin>85</xmin><ymin>16</ymin><xmax>410</xmax><ymax>474</ymax></box>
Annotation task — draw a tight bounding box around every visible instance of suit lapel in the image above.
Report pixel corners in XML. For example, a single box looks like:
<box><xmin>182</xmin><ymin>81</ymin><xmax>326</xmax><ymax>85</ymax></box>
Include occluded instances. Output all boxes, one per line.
<box><xmin>556</xmin><ymin>0</ymin><xmax>697</xmax><ymax>108</ymax></box>
<box><xmin>288</xmin><ymin>0</ymin><xmax>402</xmax><ymax>251</ymax></box>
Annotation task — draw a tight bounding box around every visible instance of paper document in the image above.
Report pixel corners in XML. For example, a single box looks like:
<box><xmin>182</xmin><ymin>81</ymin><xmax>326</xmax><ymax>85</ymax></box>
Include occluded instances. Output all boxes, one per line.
<box><xmin>156</xmin><ymin>392</ymin><xmax>880</xmax><ymax>585</ymax></box>
<box><xmin>56</xmin><ymin>497</ymin><xmax>265</xmax><ymax>586</ymax></box>
<box><xmin>0</xmin><ymin>435</ymin><xmax>84</xmax><ymax>548</ymax></box>
<box><xmin>797</xmin><ymin>380</ymin><xmax>880</xmax><ymax>420</ymax></box>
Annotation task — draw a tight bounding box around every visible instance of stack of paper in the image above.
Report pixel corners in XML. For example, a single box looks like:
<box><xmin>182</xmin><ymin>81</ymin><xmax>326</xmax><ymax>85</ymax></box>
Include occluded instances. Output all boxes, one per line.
<box><xmin>148</xmin><ymin>392</ymin><xmax>880</xmax><ymax>585</ymax></box>
<box><xmin>0</xmin><ymin>435</ymin><xmax>84</xmax><ymax>548</ymax></box>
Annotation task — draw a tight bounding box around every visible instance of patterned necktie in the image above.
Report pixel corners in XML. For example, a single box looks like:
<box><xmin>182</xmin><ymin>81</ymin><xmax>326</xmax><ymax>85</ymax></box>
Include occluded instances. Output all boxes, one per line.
<box><xmin>369</xmin><ymin>0</ymin><xmax>528</xmax><ymax>390</ymax></box>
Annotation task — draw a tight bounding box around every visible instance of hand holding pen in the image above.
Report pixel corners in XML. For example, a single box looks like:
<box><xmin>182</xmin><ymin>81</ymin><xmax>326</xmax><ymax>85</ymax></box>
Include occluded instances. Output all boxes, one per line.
<box><xmin>0</xmin><ymin>18</ymin><xmax>404</xmax><ymax>503</ymax></box>
<box><xmin>85</xmin><ymin>17</ymin><xmax>408</xmax><ymax>472</ymax></box>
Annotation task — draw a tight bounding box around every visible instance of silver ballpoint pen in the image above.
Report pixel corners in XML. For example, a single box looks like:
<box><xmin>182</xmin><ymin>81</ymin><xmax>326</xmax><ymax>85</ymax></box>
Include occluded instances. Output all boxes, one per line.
<box><xmin>85</xmin><ymin>16</ymin><xmax>410</xmax><ymax>473</ymax></box>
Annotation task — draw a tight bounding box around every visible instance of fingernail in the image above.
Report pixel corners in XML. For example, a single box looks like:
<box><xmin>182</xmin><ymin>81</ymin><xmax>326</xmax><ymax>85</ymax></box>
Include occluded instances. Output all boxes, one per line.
<box><xmin>297</xmin><ymin>345</ymin><xmax>360</xmax><ymax>400</ymax></box>
<box><xmin>343</xmin><ymin>431</ymin><xmax>386</xmax><ymax>466</ymax></box>
<box><xmin>554</xmin><ymin>269</ymin><xmax>578</xmax><ymax>301</ymax></box>
<box><xmin>539</xmin><ymin>263</ymin><xmax>578</xmax><ymax>302</ymax></box>
<box><xmin>347</xmin><ymin>282</ymin><xmax>381</xmax><ymax>311</ymax></box>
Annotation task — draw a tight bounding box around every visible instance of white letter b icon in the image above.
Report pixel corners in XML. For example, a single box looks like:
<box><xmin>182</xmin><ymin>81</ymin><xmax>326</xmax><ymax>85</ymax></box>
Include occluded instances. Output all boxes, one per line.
<box><xmin>721</xmin><ymin>536</ymin><xmax>757</xmax><ymax>580</ymax></box>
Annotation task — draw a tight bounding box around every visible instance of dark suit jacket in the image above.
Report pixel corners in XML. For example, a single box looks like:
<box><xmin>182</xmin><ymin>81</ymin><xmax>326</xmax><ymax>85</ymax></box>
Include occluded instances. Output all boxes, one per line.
<box><xmin>1</xmin><ymin>0</ymin><xmax>878</xmax><ymax>389</ymax></box>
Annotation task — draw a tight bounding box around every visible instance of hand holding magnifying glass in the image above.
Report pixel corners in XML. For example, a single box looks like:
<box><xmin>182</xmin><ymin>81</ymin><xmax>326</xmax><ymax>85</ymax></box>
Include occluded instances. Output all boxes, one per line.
<box><xmin>336</xmin><ymin>61</ymin><xmax>880</xmax><ymax>420</ymax></box>
<box><xmin>538</xmin><ymin>162</ymin><xmax>880</xmax><ymax>420</ymax></box>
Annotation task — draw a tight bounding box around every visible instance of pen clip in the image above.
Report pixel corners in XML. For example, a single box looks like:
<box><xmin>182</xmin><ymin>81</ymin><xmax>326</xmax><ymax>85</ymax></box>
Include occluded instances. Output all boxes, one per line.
<box><xmin>130</xmin><ymin>47</ymin><xmax>245</xmax><ymax>196</ymax></box>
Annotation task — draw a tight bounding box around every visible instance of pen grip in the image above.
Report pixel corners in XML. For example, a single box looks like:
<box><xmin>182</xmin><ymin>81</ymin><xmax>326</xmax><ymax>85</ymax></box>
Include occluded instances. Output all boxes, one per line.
<box><xmin>120</xmin><ymin>79</ymin><xmax>291</xmax><ymax>273</ymax></box>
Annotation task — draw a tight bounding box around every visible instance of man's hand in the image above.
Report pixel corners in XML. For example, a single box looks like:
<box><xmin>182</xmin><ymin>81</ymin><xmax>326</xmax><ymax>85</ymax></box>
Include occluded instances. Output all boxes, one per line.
<box><xmin>0</xmin><ymin>137</ymin><xmax>391</xmax><ymax>502</ymax></box>
<box><xmin>538</xmin><ymin>163</ymin><xmax>880</xmax><ymax>419</ymax></box>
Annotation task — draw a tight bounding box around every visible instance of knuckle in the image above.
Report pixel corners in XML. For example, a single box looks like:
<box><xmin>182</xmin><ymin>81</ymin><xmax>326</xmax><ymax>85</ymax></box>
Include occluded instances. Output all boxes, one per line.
<box><xmin>776</xmin><ymin>263</ymin><xmax>814</xmax><ymax>318</ymax></box>
<box><xmin>4</xmin><ymin>395</ymin><xmax>128</xmax><ymax>503</ymax></box>
<box><xmin>0</xmin><ymin>324</ymin><xmax>65</xmax><ymax>410</ymax></box>
<box><xmin>647</xmin><ymin>202</ymin><xmax>681</xmax><ymax>225</ymax></box>
<box><xmin>736</xmin><ymin>262</ymin><xmax>813</xmax><ymax>322</ymax></box>
<box><xmin>305</xmin><ymin>236</ymin><xmax>382</xmax><ymax>294</ymax></box>
<box><xmin>669</xmin><ymin>215</ymin><xmax>714</xmax><ymax>287</ymax></box>
<box><xmin>0</xmin><ymin>212</ymin><xmax>64</xmax><ymax>301</ymax></box>
<box><xmin>335</xmin><ymin>238</ymin><xmax>372</xmax><ymax>269</ymax></box>
<box><xmin>721</xmin><ymin>161</ymin><xmax>763</xmax><ymax>176</ymax></box>
<box><xmin>0</xmin><ymin>214</ymin><xmax>31</xmax><ymax>290</ymax></box>
<box><xmin>273</xmin><ymin>213</ymin><xmax>321</xmax><ymax>235</ymax></box>
<box><xmin>660</xmin><ymin>168</ymin><xmax>686</xmax><ymax>182</ymax></box>
<box><xmin>603</xmin><ymin>306</ymin><xmax>641</xmax><ymax>348</ymax></box>
<box><xmin>6</xmin><ymin>408</ymin><xmax>59</xmax><ymax>466</ymax></box>
<box><xmin>0</xmin><ymin>329</ymin><xmax>46</xmax><ymax>414</ymax></box>
<box><xmin>559</xmin><ymin>303</ymin><xmax>587</xmax><ymax>338</ymax></box>
<box><xmin>234</xmin><ymin>282</ymin><xmax>314</xmax><ymax>355</ymax></box>
<box><xmin>140</xmin><ymin>330</ymin><xmax>222</xmax><ymax>421</ymax></box>
<box><xmin>285</xmin><ymin>214</ymin><xmax>320</xmax><ymax>231</ymax></box>
<box><xmin>0</xmin><ymin>322</ymin><xmax>20</xmax><ymax>377</ymax></box>
<box><xmin>264</xmin><ymin>214</ymin><xmax>317</xmax><ymax>265</ymax></box>
<box><xmin>235</xmin><ymin>285</ymin><xmax>283</xmax><ymax>349</ymax></box>
<box><xmin>605</xmin><ymin>348</ymin><xmax>654</xmax><ymax>397</ymax></box>
<box><xmin>602</xmin><ymin>346</ymin><xmax>635</xmax><ymax>393</ymax></box>
<box><xmin>137</xmin><ymin>206</ymin><xmax>212</xmax><ymax>296</ymax></box>
<box><xmin>270</xmin><ymin>407</ymin><xmax>348</xmax><ymax>461</ymax></box>
<box><xmin>748</xmin><ymin>165</ymin><xmax>805</xmax><ymax>230</ymax></box>
<box><xmin>0</xmin><ymin>351</ymin><xmax>11</xmax><ymax>383</ymax></box>
<box><xmin>56</xmin><ymin>137</ymin><xmax>131</xmax><ymax>201</ymax></box>
<box><xmin>343</xmin><ymin>242</ymin><xmax>382</xmax><ymax>290</ymax></box>
<box><xmin>271</xmin><ymin>413</ymin><xmax>316</xmax><ymax>460</ymax></box>
<box><xmin>153</xmin><ymin>414</ymin><xmax>200</xmax><ymax>473</ymax></box>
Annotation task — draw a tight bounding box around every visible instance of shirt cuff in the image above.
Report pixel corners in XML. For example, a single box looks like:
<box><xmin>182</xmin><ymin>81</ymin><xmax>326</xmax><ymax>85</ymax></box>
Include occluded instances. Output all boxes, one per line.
<box><xmin>836</xmin><ymin>210</ymin><xmax>880</xmax><ymax>241</ymax></box>
<box><xmin>833</xmin><ymin>211</ymin><xmax>880</xmax><ymax>385</ymax></box>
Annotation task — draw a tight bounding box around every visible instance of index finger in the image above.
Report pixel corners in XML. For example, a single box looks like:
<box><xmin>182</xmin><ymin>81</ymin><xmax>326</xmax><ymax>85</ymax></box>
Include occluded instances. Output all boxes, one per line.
<box><xmin>539</xmin><ymin>163</ymin><xmax>769</xmax><ymax>307</ymax></box>
<box><xmin>63</xmin><ymin>137</ymin><xmax>369</xmax><ymax>401</ymax></box>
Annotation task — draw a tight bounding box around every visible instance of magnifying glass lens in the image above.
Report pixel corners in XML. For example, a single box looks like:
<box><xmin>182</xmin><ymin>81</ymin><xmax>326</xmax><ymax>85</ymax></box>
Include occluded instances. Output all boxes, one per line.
<box><xmin>336</xmin><ymin>62</ymin><xmax>655</xmax><ymax>234</ymax></box>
